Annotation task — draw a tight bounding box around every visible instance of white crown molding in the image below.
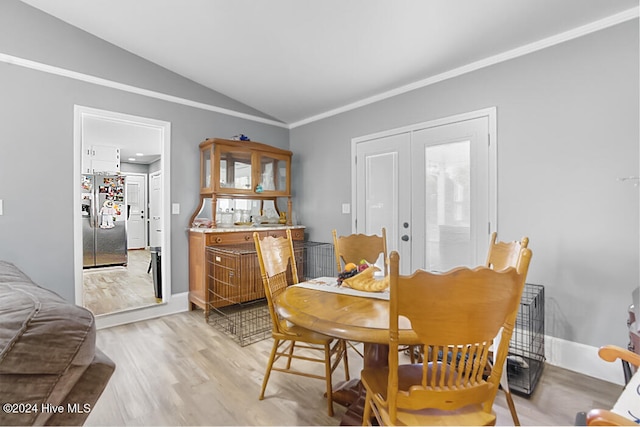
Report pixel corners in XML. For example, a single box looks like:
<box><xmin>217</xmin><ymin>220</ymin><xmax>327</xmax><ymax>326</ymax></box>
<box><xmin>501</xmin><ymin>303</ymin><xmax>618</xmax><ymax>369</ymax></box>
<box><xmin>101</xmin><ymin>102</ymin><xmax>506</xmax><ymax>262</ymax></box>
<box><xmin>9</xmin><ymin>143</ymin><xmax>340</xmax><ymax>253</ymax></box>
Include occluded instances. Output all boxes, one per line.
<box><xmin>0</xmin><ymin>52</ymin><xmax>288</xmax><ymax>129</ymax></box>
<box><xmin>289</xmin><ymin>6</ymin><xmax>639</xmax><ymax>129</ymax></box>
<box><xmin>2</xmin><ymin>6</ymin><xmax>637</xmax><ymax>130</ymax></box>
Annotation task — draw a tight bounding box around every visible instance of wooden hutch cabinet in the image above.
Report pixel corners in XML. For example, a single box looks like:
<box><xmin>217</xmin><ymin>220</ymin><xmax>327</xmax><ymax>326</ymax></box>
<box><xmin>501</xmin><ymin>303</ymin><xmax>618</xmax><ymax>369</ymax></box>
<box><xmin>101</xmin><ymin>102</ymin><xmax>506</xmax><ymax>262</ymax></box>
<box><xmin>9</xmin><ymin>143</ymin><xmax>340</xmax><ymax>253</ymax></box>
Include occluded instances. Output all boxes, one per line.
<box><xmin>191</xmin><ymin>137</ymin><xmax>293</xmax><ymax>225</ymax></box>
<box><xmin>188</xmin><ymin>138</ymin><xmax>304</xmax><ymax>318</ymax></box>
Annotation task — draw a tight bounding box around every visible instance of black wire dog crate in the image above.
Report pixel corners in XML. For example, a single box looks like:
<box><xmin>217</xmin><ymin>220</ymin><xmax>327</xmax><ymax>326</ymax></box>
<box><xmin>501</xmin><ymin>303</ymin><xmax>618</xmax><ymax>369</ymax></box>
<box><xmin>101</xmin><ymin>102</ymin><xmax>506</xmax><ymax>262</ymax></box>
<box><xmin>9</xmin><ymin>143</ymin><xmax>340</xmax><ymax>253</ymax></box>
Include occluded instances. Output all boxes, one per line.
<box><xmin>205</xmin><ymin>241</ymin><xmax>335</xmax><ymax>346</ymax></box>
<box><xmin>507</xmin><ymin>283</ymin><xmax>545</xmax><ymax>395</ymax></box>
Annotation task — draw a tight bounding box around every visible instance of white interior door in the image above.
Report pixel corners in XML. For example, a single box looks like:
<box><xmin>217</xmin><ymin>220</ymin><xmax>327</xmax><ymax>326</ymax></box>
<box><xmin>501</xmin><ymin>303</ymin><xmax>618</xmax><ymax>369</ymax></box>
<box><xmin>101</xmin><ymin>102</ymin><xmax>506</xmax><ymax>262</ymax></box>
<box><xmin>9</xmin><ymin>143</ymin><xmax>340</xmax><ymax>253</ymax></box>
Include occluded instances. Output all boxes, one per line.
<box><xmin>149</xmin><ymin>171</ymin><xmax>162</xmax><ymax>248</ymax></box>
<box><xmin>126</xmin><ymin>174</ymin><xmax>147</xmax><ymax>249</ymax></box>
<box><xmin>354</xmin><ymin>111</ymin><xmax>494</xmax><ymax>274</ymax></box>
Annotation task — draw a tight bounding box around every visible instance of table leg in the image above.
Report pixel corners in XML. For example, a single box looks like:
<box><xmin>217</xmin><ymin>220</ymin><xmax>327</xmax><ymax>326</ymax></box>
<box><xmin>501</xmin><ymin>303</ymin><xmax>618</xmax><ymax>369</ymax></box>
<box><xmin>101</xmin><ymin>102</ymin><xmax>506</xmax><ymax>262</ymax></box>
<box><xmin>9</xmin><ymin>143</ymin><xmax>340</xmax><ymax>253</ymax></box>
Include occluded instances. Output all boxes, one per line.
<box><xmin>337</xmin><ymin>343</ymin><xmax>389</xmax><ymax>426</ymax></box>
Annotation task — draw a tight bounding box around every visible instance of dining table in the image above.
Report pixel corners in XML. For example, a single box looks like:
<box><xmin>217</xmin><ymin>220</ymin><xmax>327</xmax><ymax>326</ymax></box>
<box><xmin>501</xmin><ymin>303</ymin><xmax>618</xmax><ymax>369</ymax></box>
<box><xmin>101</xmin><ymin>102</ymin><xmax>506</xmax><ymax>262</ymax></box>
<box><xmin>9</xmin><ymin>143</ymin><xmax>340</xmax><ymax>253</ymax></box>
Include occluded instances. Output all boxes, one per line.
<box><xmin>274</xmin><ymin>277</ymin><xmax>419</xmax><ymax>426</ymax></box>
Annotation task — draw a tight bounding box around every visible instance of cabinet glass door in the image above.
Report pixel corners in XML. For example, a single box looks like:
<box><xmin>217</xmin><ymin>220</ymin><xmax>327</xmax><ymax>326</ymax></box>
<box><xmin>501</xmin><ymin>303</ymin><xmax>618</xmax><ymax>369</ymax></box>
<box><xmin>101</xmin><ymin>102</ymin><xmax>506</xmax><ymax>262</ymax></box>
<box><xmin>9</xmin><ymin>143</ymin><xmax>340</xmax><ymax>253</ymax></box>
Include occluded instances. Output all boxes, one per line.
<box><xmin>260</xmin><ymin>153</ymin><xmax>289</xmax><ymax>194</ymax></box>
<box><xmin>219</xmin><ymin>149</ymin><xmax>252</xmax><ymax>191</ymax></box>
<box><xmin>201</xmin><ymin>145</ymin><xmax>212</xmax><ymax>191</ymax></box>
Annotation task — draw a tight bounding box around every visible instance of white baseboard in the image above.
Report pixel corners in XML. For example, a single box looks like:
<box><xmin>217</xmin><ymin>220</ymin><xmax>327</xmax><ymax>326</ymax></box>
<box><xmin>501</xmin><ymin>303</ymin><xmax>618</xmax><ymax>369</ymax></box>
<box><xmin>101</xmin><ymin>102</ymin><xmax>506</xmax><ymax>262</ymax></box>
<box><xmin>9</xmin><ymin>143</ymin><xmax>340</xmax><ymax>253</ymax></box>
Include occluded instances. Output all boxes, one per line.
<box><xmin>94</xmin><ymin>292</ymin><xmax>190</xmax><ymax>329</ymax></box>
<box><xmin>546</xmin><ymin>335</ymin><xmax>625</xmax><ymax>385</ymax></box>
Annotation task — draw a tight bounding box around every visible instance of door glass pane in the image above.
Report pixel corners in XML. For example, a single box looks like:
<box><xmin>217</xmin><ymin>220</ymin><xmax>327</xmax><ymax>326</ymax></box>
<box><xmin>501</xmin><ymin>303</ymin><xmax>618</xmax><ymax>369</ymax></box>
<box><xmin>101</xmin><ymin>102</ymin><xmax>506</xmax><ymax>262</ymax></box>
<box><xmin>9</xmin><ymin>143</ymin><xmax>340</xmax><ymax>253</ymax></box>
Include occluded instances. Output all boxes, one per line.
<box><xmin>425</xmin><ymin>141</ymin><xmax>470</xmax><ymax>271</ymax></box>
<box><xmin>366</xmin><ymin>152</ymin><xmax>396</xmax><ymax>236</ymax></box>
<box><xmin>365</xmin><ymin>152</ymin><xmax>397</xmax><ymax>269</ymax></box>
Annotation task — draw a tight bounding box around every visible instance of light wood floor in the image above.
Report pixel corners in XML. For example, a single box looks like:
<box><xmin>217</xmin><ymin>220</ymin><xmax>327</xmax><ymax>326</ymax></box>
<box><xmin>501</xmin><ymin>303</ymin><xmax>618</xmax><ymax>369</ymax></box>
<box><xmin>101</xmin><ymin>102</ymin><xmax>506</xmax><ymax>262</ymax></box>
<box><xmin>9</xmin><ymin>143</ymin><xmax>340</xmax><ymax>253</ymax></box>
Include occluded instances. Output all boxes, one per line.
<box><xmin>83</xmin><ymin>248</ymin><xmax>160</xmax><ymax>316</ymax></box>
<box><xmin>86</xmin><ymin>310</ymin><xmax>623</xmax><ymax>426</ymax></box>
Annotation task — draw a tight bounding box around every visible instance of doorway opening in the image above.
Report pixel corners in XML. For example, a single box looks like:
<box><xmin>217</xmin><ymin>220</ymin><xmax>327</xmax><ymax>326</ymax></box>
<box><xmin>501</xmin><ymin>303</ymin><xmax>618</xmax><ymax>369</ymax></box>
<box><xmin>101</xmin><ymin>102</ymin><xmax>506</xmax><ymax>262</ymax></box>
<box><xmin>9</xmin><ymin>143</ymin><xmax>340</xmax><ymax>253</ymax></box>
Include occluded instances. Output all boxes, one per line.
<box><xmin>73</xmin><ymin>106</ymin><xmax>172</xmax><ymax>322</ymax></box>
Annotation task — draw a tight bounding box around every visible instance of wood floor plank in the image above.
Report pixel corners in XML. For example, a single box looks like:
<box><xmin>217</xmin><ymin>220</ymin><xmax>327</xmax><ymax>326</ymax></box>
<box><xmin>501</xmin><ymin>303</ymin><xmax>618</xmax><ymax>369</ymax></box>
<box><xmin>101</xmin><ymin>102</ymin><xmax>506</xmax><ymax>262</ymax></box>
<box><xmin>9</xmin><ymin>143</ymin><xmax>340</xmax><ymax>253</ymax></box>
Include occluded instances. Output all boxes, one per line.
<box><xmin>83</xmin><ymin>248</ymin><xmax>160</xmax><ymax>316</ymax></box>
<box><xmin>86</xmin><ymin>310</ymin><xmax>622</xmax><ymax>426</ymax></box>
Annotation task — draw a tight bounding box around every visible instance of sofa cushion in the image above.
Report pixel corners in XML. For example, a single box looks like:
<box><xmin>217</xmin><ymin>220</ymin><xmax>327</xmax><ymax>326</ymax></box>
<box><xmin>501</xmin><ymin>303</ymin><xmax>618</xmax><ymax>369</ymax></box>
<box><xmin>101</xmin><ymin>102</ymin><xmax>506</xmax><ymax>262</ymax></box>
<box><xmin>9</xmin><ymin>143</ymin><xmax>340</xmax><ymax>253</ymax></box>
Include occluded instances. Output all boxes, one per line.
<box><xmin>0</xmin><ymin>261</ymin><xmax>99</xmax><ymax>425</ymax></box>
<box><xmin>0</xmin><ymin>261</ymin><xmax>95</xmax><ymax>374</ymax></box>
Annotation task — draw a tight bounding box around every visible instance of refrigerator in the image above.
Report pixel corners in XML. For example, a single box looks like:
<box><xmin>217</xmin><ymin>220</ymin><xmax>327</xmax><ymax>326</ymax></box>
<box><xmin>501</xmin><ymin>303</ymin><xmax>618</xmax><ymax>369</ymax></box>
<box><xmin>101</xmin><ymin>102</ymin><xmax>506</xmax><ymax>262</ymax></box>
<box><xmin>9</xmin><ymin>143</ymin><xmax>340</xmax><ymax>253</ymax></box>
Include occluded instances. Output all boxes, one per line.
<box><xmin>81</xmin><ymin>174</ymin><xmax>128</xmax><ymax>268</ymax></box>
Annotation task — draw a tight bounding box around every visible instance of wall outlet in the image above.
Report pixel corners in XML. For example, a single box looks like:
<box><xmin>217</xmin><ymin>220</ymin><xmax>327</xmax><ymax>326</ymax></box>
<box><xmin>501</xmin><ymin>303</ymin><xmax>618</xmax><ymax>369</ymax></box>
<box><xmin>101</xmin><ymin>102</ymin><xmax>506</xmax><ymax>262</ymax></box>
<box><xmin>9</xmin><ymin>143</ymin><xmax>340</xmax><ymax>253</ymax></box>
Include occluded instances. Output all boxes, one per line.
<box><xmin>341</xmin><ymin>203</ymin><xmax>350</xmax><ymax>214</ymax></box>
<box><xmin>172</xmin><ymin>203</ymin><xmax>180</xmax><ymax>215</ymax></box>
<box><xmin>0</xmin><ymin>199</ymin><xmax>3</xmax><ymax>215</ymax></box>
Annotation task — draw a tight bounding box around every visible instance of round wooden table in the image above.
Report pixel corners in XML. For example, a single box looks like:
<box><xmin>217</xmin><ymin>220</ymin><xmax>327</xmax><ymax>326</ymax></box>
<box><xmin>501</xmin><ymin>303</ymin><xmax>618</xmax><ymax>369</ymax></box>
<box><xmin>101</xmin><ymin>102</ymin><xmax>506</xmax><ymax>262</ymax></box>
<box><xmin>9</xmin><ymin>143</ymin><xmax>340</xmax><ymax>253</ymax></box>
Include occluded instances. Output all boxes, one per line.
<box><xmin>275</xmin><ymin>285</ymin><xmax>418</xmax><ymax>426</ymax></box>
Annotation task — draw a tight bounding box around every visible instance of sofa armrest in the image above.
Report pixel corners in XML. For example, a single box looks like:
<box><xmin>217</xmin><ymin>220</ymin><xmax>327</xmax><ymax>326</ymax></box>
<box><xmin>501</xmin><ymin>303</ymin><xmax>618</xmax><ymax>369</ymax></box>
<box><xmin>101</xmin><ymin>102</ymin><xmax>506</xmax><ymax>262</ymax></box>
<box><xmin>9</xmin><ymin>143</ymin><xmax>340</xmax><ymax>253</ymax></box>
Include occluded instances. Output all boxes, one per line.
<box><xmin>46</xmin><ymin>349</ymin><xmax>116</xmax><ymax>426</ymax></box>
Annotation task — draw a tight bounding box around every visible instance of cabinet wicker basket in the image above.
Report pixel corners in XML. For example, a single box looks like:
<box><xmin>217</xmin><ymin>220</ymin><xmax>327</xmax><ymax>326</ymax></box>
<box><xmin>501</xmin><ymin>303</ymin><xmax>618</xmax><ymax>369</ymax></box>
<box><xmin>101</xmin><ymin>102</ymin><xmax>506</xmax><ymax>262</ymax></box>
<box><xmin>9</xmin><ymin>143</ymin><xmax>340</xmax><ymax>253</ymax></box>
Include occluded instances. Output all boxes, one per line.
<box><xmin>205</xmin><ymin>241</ymin><xmax>334</xmax><ymax>346</ymax></box>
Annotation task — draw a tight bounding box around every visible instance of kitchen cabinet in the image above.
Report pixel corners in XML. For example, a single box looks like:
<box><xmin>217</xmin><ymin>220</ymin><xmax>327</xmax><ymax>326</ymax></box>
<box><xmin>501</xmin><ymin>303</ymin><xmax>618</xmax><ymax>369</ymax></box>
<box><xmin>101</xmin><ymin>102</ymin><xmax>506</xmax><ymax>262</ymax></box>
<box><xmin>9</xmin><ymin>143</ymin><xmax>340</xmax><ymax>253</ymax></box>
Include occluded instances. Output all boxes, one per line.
<box><xmin>82</xmin><ymin>145</ymin><xmax>120</xmax><ymax>174</ymax></box>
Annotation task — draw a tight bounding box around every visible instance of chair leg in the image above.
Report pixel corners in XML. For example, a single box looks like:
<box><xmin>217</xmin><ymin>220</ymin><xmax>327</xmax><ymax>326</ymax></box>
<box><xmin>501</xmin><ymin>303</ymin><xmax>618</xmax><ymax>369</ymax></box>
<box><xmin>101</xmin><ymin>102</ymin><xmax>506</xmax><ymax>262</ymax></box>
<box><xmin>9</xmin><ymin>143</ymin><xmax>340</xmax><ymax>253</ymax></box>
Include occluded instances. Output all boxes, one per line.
<box><xmin>347</xmin><ymin>340</ymin><xmax>364</xmax><ymax>358</ymax></box>
<box><xmin>362</xmin><ymin>391</ymin><xmax>373</xmax><ymax>426</ymax></box>
<box><xmin>259</xmin><ymin>338</ymin><xmax>280</xmax><ymax>400</ymax></box>
<box><xmin>342</xmin><ymin>340</ymin><xmax>350</xmax><ymax>381</ymax></box>
<box><xmin>286</xmin><ymin>340</ymin><xmax>295</xmax><ymax>369</ymax></box>
<box><xmin>324</xmin><ymin>342</ymin><xmax>335</xmax><ymax>417</ymax></box>
<box><xmin>500</xmin><ymin>365</ymin><xmax>520</xmax><ymax>426</ymax></box>
<box><xmin>504</xmin><ymin>388</ymin><xmax>520</xmax><ymax>426</ymax></box>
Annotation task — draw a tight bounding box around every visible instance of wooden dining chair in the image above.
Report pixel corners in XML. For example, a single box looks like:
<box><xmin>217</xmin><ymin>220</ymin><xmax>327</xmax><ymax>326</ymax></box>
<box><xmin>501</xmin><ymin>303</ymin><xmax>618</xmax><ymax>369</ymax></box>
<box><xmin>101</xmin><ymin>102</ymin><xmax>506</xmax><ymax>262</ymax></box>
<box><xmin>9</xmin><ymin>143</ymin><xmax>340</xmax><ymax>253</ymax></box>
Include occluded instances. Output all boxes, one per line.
<box><xmin>485</xmin><ymin>231</ymin><xmax>531</xmax><ymax>426</ymax></box>
<box><xmin>333</xmin><ymin>228</ymin><xmax>390</xmax><ymax>359</ymax></box>
<box><xmin>332</xmin><ymin>228</ymin><xmax>388</xmax><ymax>275</ymax></box>
<box><xmin>253</xmin><ymin>230</ymin><xmax>349</xmax><ymax>416</ymax></box>
<box><xmin>486</xmin><ymin>231</ymin><xmax>530</xmax><ymax>273</ymax></box>
<box><xmin>579</xmin><ymin>345</ymin><xmax>640</xmax><ymax>426</ymax></box>
<box><xmin>361</xmin><ymin>249</ymin><xmax>531</xmax><ymax>426</ymax></box>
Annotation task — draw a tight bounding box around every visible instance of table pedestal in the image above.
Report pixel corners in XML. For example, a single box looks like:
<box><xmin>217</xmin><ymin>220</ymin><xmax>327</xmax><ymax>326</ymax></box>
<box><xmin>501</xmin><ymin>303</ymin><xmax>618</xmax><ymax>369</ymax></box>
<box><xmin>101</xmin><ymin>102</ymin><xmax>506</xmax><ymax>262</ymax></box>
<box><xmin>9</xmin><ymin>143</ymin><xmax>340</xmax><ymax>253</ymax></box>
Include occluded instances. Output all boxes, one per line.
<box><xmin>332</xmin><ymin>343</ymin><xmax>389</xmax><ymax>426</ymax></box>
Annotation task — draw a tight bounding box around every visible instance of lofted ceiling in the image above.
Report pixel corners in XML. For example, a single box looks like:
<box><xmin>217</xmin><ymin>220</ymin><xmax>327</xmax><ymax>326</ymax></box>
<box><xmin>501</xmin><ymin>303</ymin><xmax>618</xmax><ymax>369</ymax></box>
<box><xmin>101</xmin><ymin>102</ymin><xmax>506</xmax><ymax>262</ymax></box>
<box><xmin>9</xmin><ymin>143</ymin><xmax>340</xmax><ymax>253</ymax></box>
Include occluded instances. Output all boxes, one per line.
<box><xmin>20</xmin><ymin>0</ymin><xmax>639</xmax><ymax>127</ymax></box>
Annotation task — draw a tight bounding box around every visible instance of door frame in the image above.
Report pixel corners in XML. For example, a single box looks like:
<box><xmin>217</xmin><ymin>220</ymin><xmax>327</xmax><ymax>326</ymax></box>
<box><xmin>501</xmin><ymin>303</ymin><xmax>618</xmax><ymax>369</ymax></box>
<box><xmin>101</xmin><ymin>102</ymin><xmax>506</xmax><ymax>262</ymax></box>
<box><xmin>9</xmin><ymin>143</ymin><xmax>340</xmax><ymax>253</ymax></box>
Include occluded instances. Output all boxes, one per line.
<box><xmin>351</xmin><ymin>107</ymin><xmax>498</xmax><ymax>263</ymax></box>
<box><xmin>73</xmin><ymin>105</ymin><xmax>173</xmax><ymax>325</ymax></box>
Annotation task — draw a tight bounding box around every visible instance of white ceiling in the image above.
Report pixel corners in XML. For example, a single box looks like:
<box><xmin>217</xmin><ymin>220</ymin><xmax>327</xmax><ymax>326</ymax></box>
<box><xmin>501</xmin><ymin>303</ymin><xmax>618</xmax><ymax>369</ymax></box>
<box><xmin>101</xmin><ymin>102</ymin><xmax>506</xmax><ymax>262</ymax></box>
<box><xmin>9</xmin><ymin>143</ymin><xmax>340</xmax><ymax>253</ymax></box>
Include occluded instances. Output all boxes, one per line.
<box><xmin>21</xmin><ymin>0</ymin><xmax>639</xmax><ymax>126</ymax></box>
<box><xmin>83</xmin><ymin>115</ymin><xmax>162</xmax><ymax>165</ymax></box>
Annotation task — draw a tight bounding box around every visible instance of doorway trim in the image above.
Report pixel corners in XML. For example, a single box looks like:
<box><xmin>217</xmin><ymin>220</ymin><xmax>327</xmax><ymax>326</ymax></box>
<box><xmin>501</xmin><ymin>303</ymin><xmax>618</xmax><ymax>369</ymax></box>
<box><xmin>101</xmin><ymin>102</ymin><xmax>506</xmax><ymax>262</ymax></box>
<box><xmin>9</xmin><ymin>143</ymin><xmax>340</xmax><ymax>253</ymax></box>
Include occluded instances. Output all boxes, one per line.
<box><xmin>73</xmin><ymin>105</ymin><xmax>176</xmax><ymax>328</ymax></box>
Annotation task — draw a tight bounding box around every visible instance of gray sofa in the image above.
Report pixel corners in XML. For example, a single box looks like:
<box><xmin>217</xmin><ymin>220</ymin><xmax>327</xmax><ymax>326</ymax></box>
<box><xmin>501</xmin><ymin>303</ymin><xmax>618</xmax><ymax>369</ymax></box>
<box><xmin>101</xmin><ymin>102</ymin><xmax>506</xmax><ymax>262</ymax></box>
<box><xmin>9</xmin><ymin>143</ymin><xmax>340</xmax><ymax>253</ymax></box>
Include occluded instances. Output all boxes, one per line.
<box><xmin>0</xmin><ymin>261</ymin><xmax>115</xmax><ymax>426</ymax></box>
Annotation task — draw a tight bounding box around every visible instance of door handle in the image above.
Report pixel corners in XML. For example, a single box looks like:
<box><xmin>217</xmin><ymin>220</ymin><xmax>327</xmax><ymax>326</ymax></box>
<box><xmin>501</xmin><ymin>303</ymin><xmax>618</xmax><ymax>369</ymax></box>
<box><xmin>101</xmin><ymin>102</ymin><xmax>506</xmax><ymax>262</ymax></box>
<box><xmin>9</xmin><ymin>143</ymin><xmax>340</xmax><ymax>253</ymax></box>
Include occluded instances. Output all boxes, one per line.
<box><xmin>401</xmin><ymin>235</ymin><xmax>410</xmax><ymax>241</ymax></box>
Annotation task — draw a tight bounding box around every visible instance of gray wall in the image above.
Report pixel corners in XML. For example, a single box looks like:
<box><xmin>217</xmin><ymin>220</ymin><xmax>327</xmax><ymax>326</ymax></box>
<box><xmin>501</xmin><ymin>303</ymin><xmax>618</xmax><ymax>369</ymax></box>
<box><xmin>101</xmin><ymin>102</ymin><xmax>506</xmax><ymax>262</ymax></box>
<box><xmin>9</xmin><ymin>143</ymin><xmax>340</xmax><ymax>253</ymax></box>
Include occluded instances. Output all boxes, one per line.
<box><xmin>121</xmin><ymin>162</ymin><xmax>150</xmax><ymax>175</ymax></box>
<box><xmin>291</xmin><ymin>21</ymin><xmax>639</xmax><ymax>348</ymax></box>
<box><xmin>0</xmin><ymin>1</ymin><xmax>288</xmax><ymax>301</ymax></box>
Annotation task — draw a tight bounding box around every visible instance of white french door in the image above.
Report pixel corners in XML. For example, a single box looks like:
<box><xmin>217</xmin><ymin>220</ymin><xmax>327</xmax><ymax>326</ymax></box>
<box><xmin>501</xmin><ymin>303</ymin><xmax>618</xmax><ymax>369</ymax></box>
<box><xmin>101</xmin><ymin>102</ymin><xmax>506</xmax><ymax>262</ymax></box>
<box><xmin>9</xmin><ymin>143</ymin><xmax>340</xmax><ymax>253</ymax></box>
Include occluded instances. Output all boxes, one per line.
<box><xmin>354</xmin><ymin>110</ymin><xmax>495</xmax><ymax>274</ymax></box>
<box><xmin>410</xmin><ymin>117</ymin><xmax>490</xmax><ymax>272</ymax></box>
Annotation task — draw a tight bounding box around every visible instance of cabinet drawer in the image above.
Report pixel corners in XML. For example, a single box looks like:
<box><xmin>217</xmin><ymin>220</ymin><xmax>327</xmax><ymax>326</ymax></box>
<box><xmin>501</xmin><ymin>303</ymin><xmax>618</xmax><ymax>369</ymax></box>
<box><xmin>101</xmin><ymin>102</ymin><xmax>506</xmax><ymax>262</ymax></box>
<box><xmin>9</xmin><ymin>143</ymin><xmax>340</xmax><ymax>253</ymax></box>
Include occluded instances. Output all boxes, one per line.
<box><xmin>203</xmin><ymin>228</ymin><xmax>304</xmax><ymax>245</ymax></box>
<box><xmin>290</xmin><ymin>228</ymin><xmax>304</xmax><ymax>240</ymax></box>
<box><xmin>257</xmin><ymin>229</ymin><xmax>304</xmax><ymax>240</ymax></box>
<box><xmin>205</xmin><ymin>231</ymin><xmax>254</xmax><ymax>245</ymax></box>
